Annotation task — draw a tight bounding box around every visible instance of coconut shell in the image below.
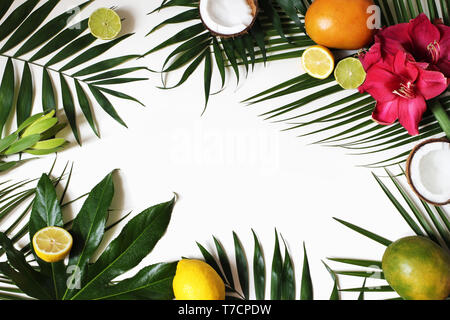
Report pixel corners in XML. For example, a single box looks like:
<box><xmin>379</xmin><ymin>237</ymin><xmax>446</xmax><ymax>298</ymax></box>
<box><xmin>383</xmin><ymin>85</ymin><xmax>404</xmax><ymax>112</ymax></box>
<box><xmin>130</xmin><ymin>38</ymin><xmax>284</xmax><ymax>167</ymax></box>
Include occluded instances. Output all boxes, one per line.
<box><xmin>199</xmin><ymin>0</ymin><xmax>259</xmax><ymax>38</ymax></box>
<box><xmin>405</xmin><ymin>138</ymin><xmax>450</xmax><ymax>206</ymax></box>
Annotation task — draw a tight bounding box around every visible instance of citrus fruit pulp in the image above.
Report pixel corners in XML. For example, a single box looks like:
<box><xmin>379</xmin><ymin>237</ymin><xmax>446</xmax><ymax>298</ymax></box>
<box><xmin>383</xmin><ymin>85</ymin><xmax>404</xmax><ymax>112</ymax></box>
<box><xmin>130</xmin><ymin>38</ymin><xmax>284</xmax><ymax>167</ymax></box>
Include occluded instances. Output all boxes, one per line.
<box><xmin>88</xmin><ymin>8</ymin><xmax>121</xmax><ymax>40</ymax></box>
<box><xmin>301</xmin><ymin>45</ymin><xmax>335</xmax><ymax>79</ymax></box>
<box><xmin>334</xmin><ymin>57</ymin><xmax>366</xmax><ymax>89</ymax></box>
<box><xmin>32</xmin><ymin>226</ymin><xmax>73</xmax><ymax>263</ymax></box>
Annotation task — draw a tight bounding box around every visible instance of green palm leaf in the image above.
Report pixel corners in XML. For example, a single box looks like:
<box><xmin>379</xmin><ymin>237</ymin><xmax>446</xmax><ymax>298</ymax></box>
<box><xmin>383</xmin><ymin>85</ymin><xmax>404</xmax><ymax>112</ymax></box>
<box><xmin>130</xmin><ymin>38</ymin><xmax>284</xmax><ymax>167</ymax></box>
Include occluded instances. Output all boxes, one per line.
<box><xmin>0</xmin><ymin>0</ymin><xmax>148</xmax><ymax>146</ymax></box>
<box><xmin>196</xmin><ymin>230</ymin><xmax>340</xmax><ymax>300</ymax></box>
<box><xmin>330</xmin><ymin>169</ymin><xmax>449</xmax><ymax>299</ymax></box>
<box><xmin>243</xmin><ymin>1</ymin><xmax>449</xmax><ymax>167</ymax></box>
<box><xmin>145</xmin><ymin>0</ymin><xmax>312</xmax><ymax>109</ymax></box>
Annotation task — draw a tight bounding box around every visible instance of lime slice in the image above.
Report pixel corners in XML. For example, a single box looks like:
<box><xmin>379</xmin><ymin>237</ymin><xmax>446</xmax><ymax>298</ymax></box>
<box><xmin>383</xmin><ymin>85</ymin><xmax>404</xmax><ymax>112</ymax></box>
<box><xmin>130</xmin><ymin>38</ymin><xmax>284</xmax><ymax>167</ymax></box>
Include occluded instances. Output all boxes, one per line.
<box><xmin>334</xmin><ymin>57</ymin><xmax>366</xmax><ymax>90</ymax></box>
<box><xmin>89</xmin><ymin>8</ymin><xmax>121</xmax><ymax>40</ymax></box>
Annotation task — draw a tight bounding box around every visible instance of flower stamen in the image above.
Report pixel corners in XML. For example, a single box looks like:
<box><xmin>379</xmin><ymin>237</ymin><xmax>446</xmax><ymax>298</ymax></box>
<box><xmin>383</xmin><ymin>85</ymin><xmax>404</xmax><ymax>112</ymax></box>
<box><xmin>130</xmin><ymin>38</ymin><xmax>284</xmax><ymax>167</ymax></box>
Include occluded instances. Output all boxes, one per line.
<box><xmin>427</xmin><ymin>40</ymin><xmax>440</xmax><ymax>64</ymax></box>
<box><xmin>393</xmin><ymin>82</ymin><xmax>416</xmax><ymax>99</ymax></box>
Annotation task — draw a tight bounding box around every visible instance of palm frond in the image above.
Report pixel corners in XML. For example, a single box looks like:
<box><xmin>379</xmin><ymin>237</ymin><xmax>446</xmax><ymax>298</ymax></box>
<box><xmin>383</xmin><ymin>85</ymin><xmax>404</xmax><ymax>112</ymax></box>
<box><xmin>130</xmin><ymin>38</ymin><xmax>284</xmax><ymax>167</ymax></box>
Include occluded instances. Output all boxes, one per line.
<box><xmin>244</xmin><ymin>1</ymin><xmax>449</xmax><ymax>167</ymax></box>
<box><xmin>330</xmin><ymin>167</ymin><xmax>450</xmax><ymax>299</ymax></box>
<box><xmin>0</xmin><ymin>0</ymin><xmax>148</xmax><ymax>145</ymax></box>
<box><xmin>196</xmin><ymin>230</ymin><xmax>340</xmax><ymax>300</ymax></box>
<box><xmin>145</xmin><ymin>0</ymin><xmax>312</xmax><ymax>109</ymax></box>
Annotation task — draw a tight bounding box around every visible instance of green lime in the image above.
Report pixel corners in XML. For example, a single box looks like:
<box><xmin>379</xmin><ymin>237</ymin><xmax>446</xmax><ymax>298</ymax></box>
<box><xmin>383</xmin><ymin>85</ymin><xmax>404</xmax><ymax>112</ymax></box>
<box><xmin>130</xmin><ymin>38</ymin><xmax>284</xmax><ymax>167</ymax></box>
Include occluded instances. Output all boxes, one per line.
<box><xmin>88</xmin><ymin>8</ymin><xmax>121</xmax><ymax>40</ymax></box>
<box><xmin>334</xmin><ymin>57</ymin><xmax>366</xmax><ymax>90</ymax></box>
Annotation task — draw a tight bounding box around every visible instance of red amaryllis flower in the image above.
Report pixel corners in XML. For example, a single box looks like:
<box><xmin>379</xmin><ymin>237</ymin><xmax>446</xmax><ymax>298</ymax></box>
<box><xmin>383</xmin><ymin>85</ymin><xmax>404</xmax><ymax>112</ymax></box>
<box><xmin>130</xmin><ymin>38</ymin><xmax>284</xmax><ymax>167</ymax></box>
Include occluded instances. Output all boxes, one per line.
<box><xmin>358</xmin><ymin>51</ymin><xmax>447</xmax><ymax>135</ymax></box>
<box><xmin>376</xmin><ymin>13</ymin><xmax>450</xmax><ymax>77</ymax></box>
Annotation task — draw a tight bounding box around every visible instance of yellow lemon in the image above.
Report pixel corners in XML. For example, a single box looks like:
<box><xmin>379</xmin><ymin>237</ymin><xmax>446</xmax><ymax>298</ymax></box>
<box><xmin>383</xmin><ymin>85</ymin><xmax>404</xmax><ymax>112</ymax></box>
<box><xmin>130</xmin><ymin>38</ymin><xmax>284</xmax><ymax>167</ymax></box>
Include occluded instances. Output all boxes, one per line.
<box><xmin>173</xmin><ymin>259</ymin><xmax>225</xmax><ymax>300</ymax></box>
<box><xmin>32</xmin><ymin>226</ymin><xmax>73</xmax><ymax>263</ymax></box>
<box><xmin>301</xmin><ymin>45</ymin><xmax>335</xmax><ymax>79</ymax></box>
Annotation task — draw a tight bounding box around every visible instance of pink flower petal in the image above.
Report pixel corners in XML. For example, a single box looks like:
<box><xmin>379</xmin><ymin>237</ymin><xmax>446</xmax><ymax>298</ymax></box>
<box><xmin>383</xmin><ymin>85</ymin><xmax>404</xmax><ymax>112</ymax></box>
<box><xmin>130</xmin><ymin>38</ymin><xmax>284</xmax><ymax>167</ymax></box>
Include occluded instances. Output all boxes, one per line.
<box><xmin>415</xmin><ymin>68</ymin><xmax>448</xmax><ymax>100</ymax></box>
<box><xmin>393</xmin><ymin>51</ymin><xmax>419</xmax><ymax>82</ymax></box>
<box><xmin>372</xmin><ymin>100</ymin><xmax>399</xmax><ymax>125</ymax></box>
<box><xmin>397</xmin><ymin>95</ymin><xmax>427</xmax><ymax>136</ymax></box>
<box><xmin>359</xmin><ymin>65</ymin><xmax>398</xmax><ymax>102</ymax></box>
<box><xmin>410</xmin><ymin>13</ymin><xmax>441</xmax><ymax>60</ymax></box>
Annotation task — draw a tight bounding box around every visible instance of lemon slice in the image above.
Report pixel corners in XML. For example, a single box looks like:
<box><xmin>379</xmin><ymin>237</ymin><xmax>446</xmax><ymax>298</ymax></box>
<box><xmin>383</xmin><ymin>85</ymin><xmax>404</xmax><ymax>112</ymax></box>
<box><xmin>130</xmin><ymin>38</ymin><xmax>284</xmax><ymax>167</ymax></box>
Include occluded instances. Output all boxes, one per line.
<box><xmin>32</xmin><ymin>226</ymin><xmax>73</xmax><ymax>263</ymax></box>
<box><xmin>334</xmin><ymin>57</ymin><xmax>367</xmax><ymax>89</ymax></box>
<box><xmin>301</xmin><ymin>45</ymin><xmax>335</xmax><ymax>79</ymax></box>
<box><xmin>88</xmin><ymin>8</ymin><xmax>121</xmax><ymax>40</ymax></box>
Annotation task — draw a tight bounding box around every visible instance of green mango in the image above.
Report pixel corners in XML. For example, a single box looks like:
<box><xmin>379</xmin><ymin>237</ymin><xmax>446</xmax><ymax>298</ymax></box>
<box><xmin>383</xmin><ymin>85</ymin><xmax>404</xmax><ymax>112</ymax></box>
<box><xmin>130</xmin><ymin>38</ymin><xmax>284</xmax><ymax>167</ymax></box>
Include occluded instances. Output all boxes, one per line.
<box><xmin>382</xmin><ymin>236</ymin><xmax>450</xmax><ymax>300</ymax></box>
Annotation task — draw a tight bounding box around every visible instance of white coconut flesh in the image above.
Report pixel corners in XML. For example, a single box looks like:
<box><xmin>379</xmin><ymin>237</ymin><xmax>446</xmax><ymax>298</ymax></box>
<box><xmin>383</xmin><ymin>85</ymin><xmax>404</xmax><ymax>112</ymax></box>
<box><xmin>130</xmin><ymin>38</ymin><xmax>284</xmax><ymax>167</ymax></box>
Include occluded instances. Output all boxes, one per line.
<box><xmin>409</xmin><ymin>140</ymin><xmax>450</xmax><ymax>204</ymax></box>
<box><xmin>200</xmin><ymin>0</ymin><xmax>255</xmax><ymax>36</ymax></box>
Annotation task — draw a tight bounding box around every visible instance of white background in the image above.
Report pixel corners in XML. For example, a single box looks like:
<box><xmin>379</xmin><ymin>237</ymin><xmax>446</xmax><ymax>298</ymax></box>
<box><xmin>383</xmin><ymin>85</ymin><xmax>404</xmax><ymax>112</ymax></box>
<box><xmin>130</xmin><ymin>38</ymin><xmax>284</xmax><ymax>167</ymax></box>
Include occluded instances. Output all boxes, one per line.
<box><xmin>2</xmin><ymin>0</ymin><xmax>447</xmax><ymax>300</ymax></box>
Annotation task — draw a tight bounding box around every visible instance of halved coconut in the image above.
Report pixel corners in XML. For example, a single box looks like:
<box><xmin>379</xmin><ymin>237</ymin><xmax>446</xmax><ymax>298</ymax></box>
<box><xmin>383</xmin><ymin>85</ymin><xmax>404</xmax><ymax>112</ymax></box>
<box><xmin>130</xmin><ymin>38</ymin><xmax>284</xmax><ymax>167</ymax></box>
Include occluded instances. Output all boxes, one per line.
<box><xmin>199</xmin><ymin>0</ymin><xmax>258</xmax><ymax>38</ymax></box>
<box><xmin>406</xmin><ymin>138</ymin><xmax>450</xmax><ymax>205</ymax></box>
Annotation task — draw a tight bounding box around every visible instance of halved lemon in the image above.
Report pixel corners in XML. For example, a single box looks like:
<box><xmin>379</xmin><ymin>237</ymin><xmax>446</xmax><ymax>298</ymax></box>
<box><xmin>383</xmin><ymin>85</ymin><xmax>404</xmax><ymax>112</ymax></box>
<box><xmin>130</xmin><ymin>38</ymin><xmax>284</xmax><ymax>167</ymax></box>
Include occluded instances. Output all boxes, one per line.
<box><xmin>88</xmin><ymin>8</ymin><xmax>122</xmax><ymax>40</ymax></box>
<box><xmin>32</xmin><ymin>226</ymin><xmax>73</xmax><ymax>263</ymax></box>
<box><xmin>334</xmin><ymin>57</ymin><xmax>366</xmax><ymax>89</ymax></box>
<box><xmin>301</xmin><ymin>45</ymin><xmax>335</xmax><ymax>79</ymax></box>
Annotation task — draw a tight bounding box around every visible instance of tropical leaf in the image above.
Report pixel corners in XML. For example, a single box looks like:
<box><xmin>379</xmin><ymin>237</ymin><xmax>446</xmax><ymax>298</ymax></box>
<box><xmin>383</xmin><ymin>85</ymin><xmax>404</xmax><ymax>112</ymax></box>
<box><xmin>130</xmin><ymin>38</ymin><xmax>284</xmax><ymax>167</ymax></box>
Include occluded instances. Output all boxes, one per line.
<box><xmin>330</xmin><ymin>169</ymin><xmax>450</xmax><ymax>299</ymax></box>
<box><xmin>145</xmin><ymin>0</ymin><xmax>313</xmax><ymax>109</ymax></box>
<box><xmin>243</xmin><ymin>1</ymin><xmax>449</xmax><ymax>167</ymax></box>
<box><xmin>197</xmin><ymin>230</ymin><xmax>340</xmax><ymax>300</ymax></box>
<box><xmin>0</xmin><ymin>0</ymin><xmax>147</xmax><ymax>145</ymax></box>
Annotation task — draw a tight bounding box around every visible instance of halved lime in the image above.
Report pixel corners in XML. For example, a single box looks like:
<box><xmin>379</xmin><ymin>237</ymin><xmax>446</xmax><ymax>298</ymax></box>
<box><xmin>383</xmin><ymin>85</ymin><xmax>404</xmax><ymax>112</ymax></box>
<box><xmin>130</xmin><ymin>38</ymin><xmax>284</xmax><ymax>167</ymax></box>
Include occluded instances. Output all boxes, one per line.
<box><xmin>89</xmin><ymin>8</ymin><xmax>121</xmax><ymax>40</ymax></box>
<box><xmin>334</xmin><ymin>57</ymin><xmax>366</xmax><ymax>90</ymax></box>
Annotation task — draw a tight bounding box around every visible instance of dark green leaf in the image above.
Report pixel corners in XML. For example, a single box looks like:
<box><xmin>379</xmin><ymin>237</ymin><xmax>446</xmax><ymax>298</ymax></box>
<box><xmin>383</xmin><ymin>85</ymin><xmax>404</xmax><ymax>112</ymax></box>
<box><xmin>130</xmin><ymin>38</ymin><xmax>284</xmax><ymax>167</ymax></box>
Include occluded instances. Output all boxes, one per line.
<box><xmin>60</xmin><ymin>74</ymin><xmax>80</xmax><ymax>144</ymax></box>
<box><xmin>30</xmin><ymin>18</ymin><xmax>89</xmax><ymax>62</ymax></box>
<box><xmin>233</xmin><ymin>232</ymin><xmax>249</xmax><ymax>299</ymax></box>
<box><xmin>300</xmin><ymin>243</ymin><xmax>313</xmax><ymax>300</ymax></box>
<box><xmin>327</xmin><ymin>258</ymin><xmax>382</xmax><ymax>268</ymax></box>
<box><xmin>0</xmin><ymin>58</ymin><xmax>14</xmax><ymax>136</ymax></box>
<box><xmin>213</xmin><ymin>236</ymin><xmax>234</xmax><ymax>287</ymax></box>
<box><xmin>203</xmin><ymin>48</ymin><xmax>212</xmax><ymax>111</ymax></box>
<box><xmin>333</xmin><ymin>217</ymin><xmax>392</xmax><ymax>246</ymax></box>
<box><xmin>147</xmin><ymin>8</ymin><xmax>199</xmax><ymax>35</ymax></box>
<box><xmin>0</xmin><ymin>0</ymin><xmax>39</xmax><ymax>43</ymax></box>
<box><xmin>94</xmin><ymin>86</ymin><xmax>145</xmax><ymax>107</ymax></box>
<box><xmin>42</xmin><ymin>69</ymin><xmax>56</xmax><ymax>112</ymax></box>
<box><xmin>0</xmin><ymin>0</ymin><xmax>14</xmax><ymax>21</ymax></box>
<box><xmin>270</xmin><ymin>230</ymin><xmax>282</xmax><ymax>300</ymax></box>
<box><xmin>372</xmin><ymin>173</ymin><xmax>424</xmax><ymax>236</ymax></box>
<box><xmin>29</xmin><ymin>173</ymin><xmax>65</xmax><ymax>299</ymax></box>
<box><xmin>63</xmin><ymin>172</ymin><xmax>115</xmax><ymax>300</ymax></box>
<box><xmin>83</xmin><ymin>67</ymin><xmax>149</xmax><ymax>82</ymax></box>
<box><xmin>15</xmin><ymin>1</ymin><xmax>91</xmax><ymax>57</ymax></box>
<box><xmin>16</xmin><ymin>62</ymin><xmax>33</xmax><ymax>127</ymax></box>
<box><xmin>0</xmin><ymin>234</ymin><xmax>52</xmax><ymax>299</ymax></box>
<box><xmin>88</xmin><ymin>85</ymin><xmax>127</xmax><ymax>128</ymax></box>
<box><xmin>74</xmin><ymin>80</ymin><xmax>98</xmax><ymax>136</ymax></box>
<box><xmin>45</xmin><ymin>33</ymin><xmax>96</xmax><ymax>67</ymax></box>
<box><xmin>95</xmin><ymin>262</ymin><xmax>177</xmax><ymax>300</ymax></box>
<box><xmin>60</xmin><ymin>34</ymin><xmax>133</xmax><ymax>71</ymax></box>
<box><xmin>73</xmin><ymin>55</ymin><xmax>140</xmax><ymax>77</ymax></box>
<box><xmin>0</xmin><ymin>0</ymin><xmax>59</xmax><ymax>54</ymax></box>
<box><xmin>143</xmin><ymin>23</ymin><xmax>205</xmax><ymax>56</ymax></box>
<box><xmin>252</xmin><ymin>230</ymin><xmax>265</xmax><ymax>300</ymax></box>
<box><xmin>71</xmin><ymin>197</ymin><xmax>175</xmax><ymax>300</ymax></box>
<box><xmin>281</xmin><ymin>239</ymin><xmax>295</xmax><ymax>300</ymax></box>
<box><xmin>196</xmin><ymin>242</ymin><xmax>224</xmax><ymax>281</ymax></box>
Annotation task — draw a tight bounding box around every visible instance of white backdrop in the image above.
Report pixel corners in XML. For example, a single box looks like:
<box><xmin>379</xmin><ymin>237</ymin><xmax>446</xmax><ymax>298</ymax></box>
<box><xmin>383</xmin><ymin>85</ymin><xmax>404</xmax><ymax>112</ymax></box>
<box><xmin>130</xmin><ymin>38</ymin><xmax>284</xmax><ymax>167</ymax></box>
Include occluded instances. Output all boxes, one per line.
<box><xmin>1</xmin><ymin>0</ymin><xmax>445</xmax><ymax>300</ymax></box>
